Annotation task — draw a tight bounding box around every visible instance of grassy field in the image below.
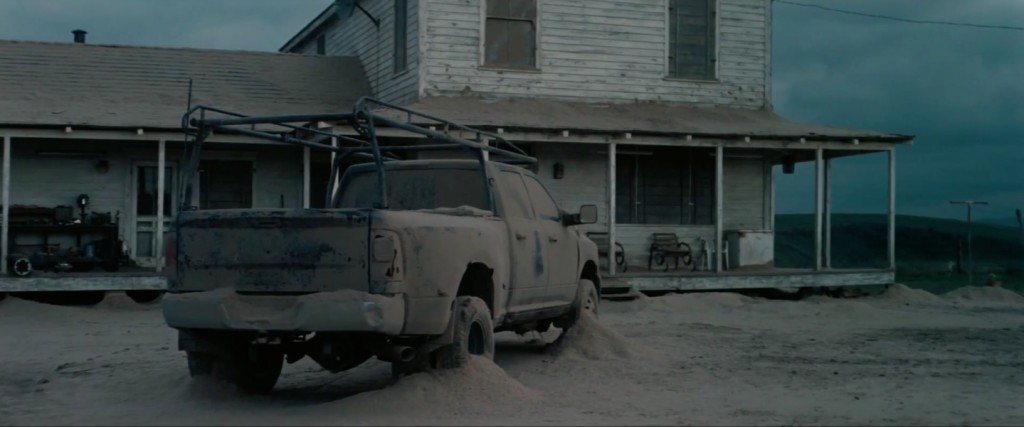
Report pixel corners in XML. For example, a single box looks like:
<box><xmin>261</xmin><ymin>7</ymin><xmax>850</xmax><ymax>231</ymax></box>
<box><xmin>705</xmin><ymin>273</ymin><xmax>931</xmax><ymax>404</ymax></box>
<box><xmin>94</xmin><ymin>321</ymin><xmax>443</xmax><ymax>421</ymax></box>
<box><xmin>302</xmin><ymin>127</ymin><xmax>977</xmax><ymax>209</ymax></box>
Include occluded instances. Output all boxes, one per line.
<box><xmin>774</xmin><ymin>214</ymin><xmax>1024</xmax><ymax>294</ymax></box>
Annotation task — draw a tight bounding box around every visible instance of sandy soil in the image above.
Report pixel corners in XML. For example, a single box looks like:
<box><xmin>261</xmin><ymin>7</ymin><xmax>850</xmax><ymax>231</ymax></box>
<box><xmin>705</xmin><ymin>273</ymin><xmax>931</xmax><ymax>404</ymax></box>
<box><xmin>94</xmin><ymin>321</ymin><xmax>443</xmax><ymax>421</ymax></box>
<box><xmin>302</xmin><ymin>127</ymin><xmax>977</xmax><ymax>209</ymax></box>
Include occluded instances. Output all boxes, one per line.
<box><xmin>2</xmin><ymin>284</ymin><xmax>1023</xmax><ymax>426</ymax></box>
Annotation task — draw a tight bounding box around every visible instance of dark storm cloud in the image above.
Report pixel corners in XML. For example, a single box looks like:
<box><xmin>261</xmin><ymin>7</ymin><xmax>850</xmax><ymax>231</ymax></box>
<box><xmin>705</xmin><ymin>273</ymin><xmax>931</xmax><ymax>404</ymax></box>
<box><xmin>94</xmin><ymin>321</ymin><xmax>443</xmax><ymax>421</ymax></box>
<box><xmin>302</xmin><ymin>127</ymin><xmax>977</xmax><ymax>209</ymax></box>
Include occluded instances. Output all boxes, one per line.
<box><xmin>0</xmin><ymin>0</ymin><xmax>332</xmax><ymax>51</ymax></box>
<box><xmin>772</xmin><ymin>0</ymin><xmax>1024</xmax><ymax>221</ymax></box>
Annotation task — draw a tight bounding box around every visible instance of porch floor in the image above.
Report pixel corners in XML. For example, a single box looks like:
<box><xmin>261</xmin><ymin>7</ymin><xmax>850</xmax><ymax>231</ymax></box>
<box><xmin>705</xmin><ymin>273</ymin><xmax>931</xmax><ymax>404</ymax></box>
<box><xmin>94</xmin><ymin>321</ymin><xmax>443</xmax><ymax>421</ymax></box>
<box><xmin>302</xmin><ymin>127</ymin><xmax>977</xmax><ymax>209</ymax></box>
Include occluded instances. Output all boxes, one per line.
<box><xmin>0</xmin><ymin>266</ymin><xmax>165</xmax><ymax>292</ymax></box>
<box><xmin>599</xmin><ymin>264</ymin><xmax>895</xmax><ymax>294</ymax></box>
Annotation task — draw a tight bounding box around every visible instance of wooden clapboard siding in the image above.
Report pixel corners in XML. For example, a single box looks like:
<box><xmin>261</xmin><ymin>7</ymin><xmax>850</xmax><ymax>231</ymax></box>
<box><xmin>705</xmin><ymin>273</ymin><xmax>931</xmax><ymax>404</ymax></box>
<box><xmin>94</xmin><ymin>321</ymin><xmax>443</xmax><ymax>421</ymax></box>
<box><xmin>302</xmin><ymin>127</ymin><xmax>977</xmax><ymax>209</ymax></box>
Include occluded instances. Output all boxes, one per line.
<box><xmin>289</xmin><ymin>0</ymin><xmax>421</xmax><ymax>105</ymax></box>
<box><xmin>531</xmin><ymin>143</ymin><xmax>608</xmax><ymax>225</ymax></box>
<box><xmin>422</xmin><ymin>0</ymin><xmax>769</xmax><ymax>108</ymax></box>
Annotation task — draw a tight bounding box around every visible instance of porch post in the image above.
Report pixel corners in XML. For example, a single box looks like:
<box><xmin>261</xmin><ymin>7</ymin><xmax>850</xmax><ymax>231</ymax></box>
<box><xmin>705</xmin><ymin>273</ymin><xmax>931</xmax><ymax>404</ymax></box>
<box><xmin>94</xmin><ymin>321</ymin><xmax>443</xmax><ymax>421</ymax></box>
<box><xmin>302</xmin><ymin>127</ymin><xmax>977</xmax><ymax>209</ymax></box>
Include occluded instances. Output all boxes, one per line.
<box><xmin>814</xmin><ymin>148</ymin><xmax>823</xmax><ymax>271</ymax></box>
<box><xmin>156</xmin><ymin>139</ymin><xmax>166</xmax><ymax>273</ymax></box>
<box><xmin>1</xmin><ymin>136</ymin><xmax>10</xmax><ymax>275</ymax></box>
<box><xmin>888</xmin><ymin>148</ymin><xmax>896</xmax><ymax>270</ymax></box>
<box><xmin>330</xmin><ymin>137</ymin><xmax>339</xmax><ymax>203</ymax></box>
<box><xmin>824</xmin><ymin>154</ymin><xmax>832</xmax><ymax>269</ymax></box>
<box><xmin>302</xmin><ymin>147</ymin><xmax>311</xmax><ymax>208</ymax></box>
<box><xmin>715</xmin><ymin>144</ymin><xmax>724</xmax><ymax>273</ymax></box>
<box><xmin>607</xmin><ymin>142</ymin><xmax>616</xmax><ymax>276</ymax></box>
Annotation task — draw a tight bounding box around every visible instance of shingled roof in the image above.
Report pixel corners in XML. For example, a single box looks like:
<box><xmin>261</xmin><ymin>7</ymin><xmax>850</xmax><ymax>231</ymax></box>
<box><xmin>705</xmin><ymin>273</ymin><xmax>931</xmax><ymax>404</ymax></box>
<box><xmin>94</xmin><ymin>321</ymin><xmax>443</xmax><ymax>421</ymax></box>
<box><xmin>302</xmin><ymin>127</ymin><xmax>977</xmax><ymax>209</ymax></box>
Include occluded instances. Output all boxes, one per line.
<box><xmin>0</xmin><ymin>39</ymin><xmax>371</xmax><ymax>130</ymax></box>
<box><xmin>378</xmin><ymin>96</ymin><xmax>914</xmax><ymax>144</ymax></box>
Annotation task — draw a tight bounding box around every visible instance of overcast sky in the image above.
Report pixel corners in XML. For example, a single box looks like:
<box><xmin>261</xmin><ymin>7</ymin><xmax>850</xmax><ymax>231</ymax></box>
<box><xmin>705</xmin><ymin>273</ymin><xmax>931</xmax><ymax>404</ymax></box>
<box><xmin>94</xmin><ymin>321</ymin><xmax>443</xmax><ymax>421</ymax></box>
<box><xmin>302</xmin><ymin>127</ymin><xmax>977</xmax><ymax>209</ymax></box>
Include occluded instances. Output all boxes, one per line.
<box><xmin>0</xmin><ymin>0</ymin><xmax>1020</xmax><ymax>222</ymax></box>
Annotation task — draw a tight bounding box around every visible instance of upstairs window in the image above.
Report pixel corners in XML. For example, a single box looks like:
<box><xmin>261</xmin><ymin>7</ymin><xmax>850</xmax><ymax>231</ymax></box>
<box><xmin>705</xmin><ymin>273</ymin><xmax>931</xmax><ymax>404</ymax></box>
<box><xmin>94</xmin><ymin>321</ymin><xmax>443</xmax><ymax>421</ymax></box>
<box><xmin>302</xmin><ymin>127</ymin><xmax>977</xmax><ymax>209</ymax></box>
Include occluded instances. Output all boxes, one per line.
<box><xmin>316</xmin><ymin>34</ymin><xmax>326</xmax><ymax>55</ymax></box>
<box><xmin>394</xmin><ymin>0</ymin><xmax>408</xmax><ymax>73</ymax></box>
<box><xmin>668</xmin><ymin>0</ymin><xmax>717</xmax><ymax>80</ymax></box>
<box><xmin>484</xmin><ymin>0</ymin><xmax>537</xmax><ymax>70</ymax></box>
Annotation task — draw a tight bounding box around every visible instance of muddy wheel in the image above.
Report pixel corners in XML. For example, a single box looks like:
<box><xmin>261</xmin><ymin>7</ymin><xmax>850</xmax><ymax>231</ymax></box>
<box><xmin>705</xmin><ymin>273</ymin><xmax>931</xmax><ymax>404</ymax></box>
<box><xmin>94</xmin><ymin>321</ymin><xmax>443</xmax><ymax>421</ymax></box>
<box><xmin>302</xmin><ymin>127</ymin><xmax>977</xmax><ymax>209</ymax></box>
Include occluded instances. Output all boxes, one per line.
<box><xmin>126</xmin><ymin>290</ymin><xmax>163</xmax><ymax>304</ymax></box>
<box><xmin>432</xmin><ymin>296</ymin><xmax>494</xmax><ymax>369</ymax></box>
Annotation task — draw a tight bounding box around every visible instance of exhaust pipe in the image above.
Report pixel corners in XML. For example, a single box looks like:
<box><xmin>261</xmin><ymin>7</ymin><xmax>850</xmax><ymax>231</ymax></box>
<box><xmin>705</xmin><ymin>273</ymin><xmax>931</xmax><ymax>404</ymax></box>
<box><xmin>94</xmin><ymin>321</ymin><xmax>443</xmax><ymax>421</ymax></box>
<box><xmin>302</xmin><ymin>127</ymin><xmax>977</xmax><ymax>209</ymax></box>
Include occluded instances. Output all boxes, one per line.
<box><xmin>392</xmin><ymin>346</ymin><xmax>416</xmax><ymax>363</ymax></box>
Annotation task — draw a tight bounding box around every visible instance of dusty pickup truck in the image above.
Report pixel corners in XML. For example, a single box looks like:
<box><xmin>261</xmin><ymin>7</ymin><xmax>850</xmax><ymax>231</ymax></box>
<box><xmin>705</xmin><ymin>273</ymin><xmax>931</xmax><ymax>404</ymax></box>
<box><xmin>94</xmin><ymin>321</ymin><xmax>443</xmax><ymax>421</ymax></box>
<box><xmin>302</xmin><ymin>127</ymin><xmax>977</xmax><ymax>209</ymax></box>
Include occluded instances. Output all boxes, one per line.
<box><xmin>162</xmin><ymin>102</ymin><xmax>602</xmax><ymax>394</ymax></box>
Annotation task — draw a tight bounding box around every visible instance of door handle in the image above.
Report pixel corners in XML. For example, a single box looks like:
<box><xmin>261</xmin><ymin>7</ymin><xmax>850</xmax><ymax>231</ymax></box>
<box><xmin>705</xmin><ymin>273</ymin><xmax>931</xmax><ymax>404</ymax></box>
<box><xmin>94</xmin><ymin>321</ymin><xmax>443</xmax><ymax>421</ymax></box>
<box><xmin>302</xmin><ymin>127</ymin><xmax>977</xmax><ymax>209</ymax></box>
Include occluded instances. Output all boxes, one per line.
<box><xmin>515</xmin><ymin>232</ymin><xmax>526</xmax><ymax>241</ymax></box>
<box><xmin>548</xmin><ymin>237</ymin><xmax>558</xmax><ymax>243</ymax></box>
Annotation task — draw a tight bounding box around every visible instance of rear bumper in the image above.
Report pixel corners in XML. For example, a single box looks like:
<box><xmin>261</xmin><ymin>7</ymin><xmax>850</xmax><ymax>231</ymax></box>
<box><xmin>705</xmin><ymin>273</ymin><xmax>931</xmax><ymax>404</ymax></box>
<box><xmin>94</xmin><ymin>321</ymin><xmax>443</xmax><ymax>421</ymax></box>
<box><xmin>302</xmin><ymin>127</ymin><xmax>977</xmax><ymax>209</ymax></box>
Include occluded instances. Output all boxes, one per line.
<box><xmin>161</xmin><ymin>288</ymin><xmax>405</xmax><ymax>334</ymax></box>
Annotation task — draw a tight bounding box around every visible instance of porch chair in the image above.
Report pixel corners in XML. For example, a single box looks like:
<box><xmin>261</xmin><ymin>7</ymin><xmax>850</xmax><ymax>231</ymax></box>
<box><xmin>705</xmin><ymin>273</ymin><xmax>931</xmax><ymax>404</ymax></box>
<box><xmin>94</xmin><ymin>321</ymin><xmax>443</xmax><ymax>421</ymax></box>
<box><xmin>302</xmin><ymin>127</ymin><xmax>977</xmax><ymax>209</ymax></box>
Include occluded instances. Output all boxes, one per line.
<box><xmin>696</xmin><ymin>236</ymin><xmax>729</xmax><ymax>271</ymax></box>
<box><xmin>647</xmin><ymin>232</ymin><xmax>696</xmax><ymax>272</ymax></box>
<box><xmin>586</xmin><ymin>232</ymin><xmax>628</xmax><ymax>272</ymax></box>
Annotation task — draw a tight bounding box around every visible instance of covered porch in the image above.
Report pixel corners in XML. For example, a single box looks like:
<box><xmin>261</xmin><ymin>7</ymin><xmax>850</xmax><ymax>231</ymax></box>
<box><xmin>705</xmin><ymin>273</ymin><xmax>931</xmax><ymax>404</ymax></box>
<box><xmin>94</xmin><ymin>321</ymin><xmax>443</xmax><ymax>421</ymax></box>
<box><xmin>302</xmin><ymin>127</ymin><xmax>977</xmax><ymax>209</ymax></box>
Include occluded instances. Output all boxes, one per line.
<box><xmin>374</xmin><ymin>96</ymin><xmax>914</xmax><ymax>293</ymax></box>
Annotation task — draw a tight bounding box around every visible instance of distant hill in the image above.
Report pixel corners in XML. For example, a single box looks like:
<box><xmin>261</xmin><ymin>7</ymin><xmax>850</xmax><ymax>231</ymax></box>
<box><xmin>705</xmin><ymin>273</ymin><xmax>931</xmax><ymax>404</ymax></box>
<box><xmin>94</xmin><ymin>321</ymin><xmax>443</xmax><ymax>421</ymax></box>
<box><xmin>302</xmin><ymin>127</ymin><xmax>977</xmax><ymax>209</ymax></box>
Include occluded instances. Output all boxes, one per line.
<box><xmin>774</xmin><ymin>214</ymin><xmax>1024</xmax><ymax>270</ymax></box>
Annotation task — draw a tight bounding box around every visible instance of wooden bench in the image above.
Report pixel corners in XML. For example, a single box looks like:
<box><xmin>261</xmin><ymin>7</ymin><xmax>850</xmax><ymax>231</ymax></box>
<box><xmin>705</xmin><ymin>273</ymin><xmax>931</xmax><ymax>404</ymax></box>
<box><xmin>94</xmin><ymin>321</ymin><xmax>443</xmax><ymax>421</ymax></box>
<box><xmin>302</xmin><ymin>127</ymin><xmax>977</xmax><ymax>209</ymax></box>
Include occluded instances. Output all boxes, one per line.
<box><xmin>648</xmin><ymin>232</ymin><xmax>695</xmax><ymax>272</ymax></box>
<box><xmin>586</xmin><ymin>232</ymin><xmax>627</xmax><ymax>272</ymax></box>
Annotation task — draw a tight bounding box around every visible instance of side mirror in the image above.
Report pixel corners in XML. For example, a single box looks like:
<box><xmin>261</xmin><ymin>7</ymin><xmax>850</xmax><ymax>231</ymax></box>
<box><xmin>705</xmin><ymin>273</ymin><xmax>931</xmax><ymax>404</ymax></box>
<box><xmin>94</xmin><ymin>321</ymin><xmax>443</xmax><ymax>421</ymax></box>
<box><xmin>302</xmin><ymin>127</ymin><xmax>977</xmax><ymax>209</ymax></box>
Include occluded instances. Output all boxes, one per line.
<box><xmin>564</xmin><ymin>204</ymin><xmax>598</xmax><ymax>226</ymax></box>
<box><xmin>578</xmin><ymin>205</ymin><xmax>598</xmax><ymax>224</ymax></box>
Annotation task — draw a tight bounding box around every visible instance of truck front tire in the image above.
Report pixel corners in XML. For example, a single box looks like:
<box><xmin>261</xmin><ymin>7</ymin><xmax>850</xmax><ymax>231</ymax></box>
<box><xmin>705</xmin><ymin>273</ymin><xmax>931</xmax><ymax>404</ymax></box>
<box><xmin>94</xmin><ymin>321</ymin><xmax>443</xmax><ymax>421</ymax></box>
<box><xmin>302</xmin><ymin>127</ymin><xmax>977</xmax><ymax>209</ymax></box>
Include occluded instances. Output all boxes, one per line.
<box><xmin>432</xmin><ymin>296</ymin><xmax>494</xmax><ymax>369</ymax></box>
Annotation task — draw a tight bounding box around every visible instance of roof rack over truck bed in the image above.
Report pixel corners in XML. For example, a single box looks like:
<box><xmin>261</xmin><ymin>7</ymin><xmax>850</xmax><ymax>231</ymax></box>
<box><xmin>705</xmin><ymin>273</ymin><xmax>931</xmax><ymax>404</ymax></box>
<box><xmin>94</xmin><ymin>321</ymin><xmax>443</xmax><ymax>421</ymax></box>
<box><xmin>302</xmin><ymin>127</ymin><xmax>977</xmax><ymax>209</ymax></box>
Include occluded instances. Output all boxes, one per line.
<box><xmin>178</xmin><ymin>96</ymin><xmax>537</xmax><ymax>213</ymax></box>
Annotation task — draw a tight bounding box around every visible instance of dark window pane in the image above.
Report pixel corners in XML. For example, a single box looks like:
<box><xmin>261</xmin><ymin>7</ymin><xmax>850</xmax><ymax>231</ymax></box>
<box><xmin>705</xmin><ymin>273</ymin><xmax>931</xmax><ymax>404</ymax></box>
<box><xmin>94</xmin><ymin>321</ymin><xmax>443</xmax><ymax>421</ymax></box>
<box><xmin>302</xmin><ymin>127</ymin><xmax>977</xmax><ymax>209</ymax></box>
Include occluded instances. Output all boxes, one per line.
<box><xmin>337</xmin><ymin>168</ymin><xmax>488</xmax><ymax>211</ymax></box>
<box><xmin>523</xmin><ymin>176</ymin><xmax>560</xmax><ymax>220</ymax></box>
<box><xmin>498</xmin><ymin>171</ymin><xmax>533</xmax><ymax>219</ymax></box>
<box><xmin>137</xmin><ymin>166</ymin><xmax>174</xmax><ymax>216</ymax></box>
<box><xmin>506</xmin><ymin>20</ymin><xmax>535</xmax><ymax>67</ymax></box>
<box><xmin>484</xmin><ymin>19</ymin><xmax>508</xmax><ymax>66</ymax></box>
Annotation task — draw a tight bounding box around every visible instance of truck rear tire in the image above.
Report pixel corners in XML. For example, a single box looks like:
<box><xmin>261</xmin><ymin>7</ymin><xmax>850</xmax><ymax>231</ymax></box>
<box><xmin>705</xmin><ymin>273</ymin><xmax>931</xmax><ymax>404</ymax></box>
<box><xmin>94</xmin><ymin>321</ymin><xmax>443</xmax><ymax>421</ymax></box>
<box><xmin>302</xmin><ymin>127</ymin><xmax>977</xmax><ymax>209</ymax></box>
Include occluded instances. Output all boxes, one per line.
<box><xmin>432</xmin><ymin>296</ymin><xmax>494</xmax><ymax>369</ymax></box>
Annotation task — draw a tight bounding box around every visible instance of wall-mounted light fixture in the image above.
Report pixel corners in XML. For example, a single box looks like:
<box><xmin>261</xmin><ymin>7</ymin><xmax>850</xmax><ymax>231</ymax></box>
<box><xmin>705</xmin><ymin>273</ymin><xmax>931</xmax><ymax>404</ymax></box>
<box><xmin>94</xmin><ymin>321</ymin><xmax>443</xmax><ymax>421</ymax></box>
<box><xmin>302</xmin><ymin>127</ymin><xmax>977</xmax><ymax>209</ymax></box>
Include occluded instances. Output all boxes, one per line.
<box><xmin>553</xmin><ymin>162</ymin><xmax>564</xmax><ymax>179</ymax></box>
<box><xmin>782</xmin><ymin>156</ymin><xmax>796</xmax><ymax>174</ymax></box>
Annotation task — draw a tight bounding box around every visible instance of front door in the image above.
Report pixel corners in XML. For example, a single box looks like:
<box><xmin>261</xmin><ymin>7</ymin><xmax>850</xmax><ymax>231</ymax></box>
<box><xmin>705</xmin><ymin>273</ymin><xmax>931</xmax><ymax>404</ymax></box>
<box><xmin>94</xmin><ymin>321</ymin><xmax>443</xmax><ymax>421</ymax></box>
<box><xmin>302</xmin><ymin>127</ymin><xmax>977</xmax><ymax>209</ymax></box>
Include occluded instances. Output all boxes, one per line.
<box><xmin>131</xmin><ymin>162</ymin><xmax>176</xmax><ymax>268</ymax></box>
<box><xmin>496</xmin><ymin>170</ymin><xmax>549</xmax><ymax>312</ymax></box>
<box><xmin>522</xmin><ymin>174</ymin><xmax>578</xmax><ymax>305</ymax></box>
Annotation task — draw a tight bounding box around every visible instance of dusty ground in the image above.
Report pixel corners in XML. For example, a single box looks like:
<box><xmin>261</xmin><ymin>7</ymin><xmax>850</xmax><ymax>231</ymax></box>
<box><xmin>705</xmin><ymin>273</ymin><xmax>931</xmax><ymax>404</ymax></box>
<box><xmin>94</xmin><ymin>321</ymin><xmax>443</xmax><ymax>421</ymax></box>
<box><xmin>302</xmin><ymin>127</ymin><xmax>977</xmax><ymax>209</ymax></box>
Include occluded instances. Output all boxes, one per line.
<box><xmin>2</xmin><ymin>284</ymin><xmax>1023</xmax><ymax>426</ymax></box>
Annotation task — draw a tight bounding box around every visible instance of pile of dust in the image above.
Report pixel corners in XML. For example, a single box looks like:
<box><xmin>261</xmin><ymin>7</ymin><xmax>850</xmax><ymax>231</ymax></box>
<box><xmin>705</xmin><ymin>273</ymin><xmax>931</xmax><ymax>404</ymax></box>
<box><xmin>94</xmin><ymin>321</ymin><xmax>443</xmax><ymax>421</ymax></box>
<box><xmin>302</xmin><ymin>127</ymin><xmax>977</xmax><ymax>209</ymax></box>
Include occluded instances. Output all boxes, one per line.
<box><xmin>871</xmin><ymin>283</ymin><xmax>947</xmax><ymax>307</ymax></box>
<box><xmin>604</xmin><ymin>291</ymin><xmax>754</xmax><ymax>315</ymax></box>
<box><xmin>548</xmin><ymin>311</ymin><xmax>645</xmax><ymax>361</ymax></box>
<box><xmin>943</xmin><ymin>286</ymin><xmax>1024</xmax><ymax>305</ymax></box>
<box><xmin>326</xmin><ymin>356</ymin><xmax>538</xmax><ymax>417</ymax></box>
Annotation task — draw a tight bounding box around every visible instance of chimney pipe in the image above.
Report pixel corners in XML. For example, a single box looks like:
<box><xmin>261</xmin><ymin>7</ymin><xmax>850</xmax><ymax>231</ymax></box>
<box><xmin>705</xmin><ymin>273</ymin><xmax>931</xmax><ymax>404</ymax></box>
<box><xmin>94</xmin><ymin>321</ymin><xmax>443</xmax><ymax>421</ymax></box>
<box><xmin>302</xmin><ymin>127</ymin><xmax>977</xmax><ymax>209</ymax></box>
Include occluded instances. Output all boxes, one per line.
<box><xmin>72</xmin><ymin>29</ymin><xmax>87</xmax><ymax>44</ymax></box>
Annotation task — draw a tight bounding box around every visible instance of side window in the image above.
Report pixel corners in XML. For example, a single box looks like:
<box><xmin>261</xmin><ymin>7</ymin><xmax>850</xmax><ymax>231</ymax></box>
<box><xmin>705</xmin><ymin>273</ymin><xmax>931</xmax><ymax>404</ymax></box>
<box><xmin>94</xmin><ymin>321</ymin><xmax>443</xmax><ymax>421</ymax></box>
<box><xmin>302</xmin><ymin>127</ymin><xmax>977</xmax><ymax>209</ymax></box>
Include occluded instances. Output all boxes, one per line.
<box><xmin>523</xmin><ymin>175</ymin><xmax>560</xmax><ymax>221</ymax></box>
<box><xmin>497</xmin><ymin>171</ymin><xmax>533</xmax><ymax>219</ymax></box>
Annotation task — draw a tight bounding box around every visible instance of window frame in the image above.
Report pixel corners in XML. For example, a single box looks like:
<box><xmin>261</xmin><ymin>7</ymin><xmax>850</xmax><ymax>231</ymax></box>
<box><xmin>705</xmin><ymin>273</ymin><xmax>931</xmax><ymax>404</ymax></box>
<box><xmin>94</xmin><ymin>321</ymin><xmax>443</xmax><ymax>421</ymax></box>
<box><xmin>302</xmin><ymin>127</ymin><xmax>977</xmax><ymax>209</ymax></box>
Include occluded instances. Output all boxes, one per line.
<box><xmin>479</xmin><ymin>0</ymin><xmax>542</xmax><ymax>72</ymax></box>
<box><xmin>664</xmin><ymin>0</ymin><xmax>719</xmax><ymax>82</ymax></box>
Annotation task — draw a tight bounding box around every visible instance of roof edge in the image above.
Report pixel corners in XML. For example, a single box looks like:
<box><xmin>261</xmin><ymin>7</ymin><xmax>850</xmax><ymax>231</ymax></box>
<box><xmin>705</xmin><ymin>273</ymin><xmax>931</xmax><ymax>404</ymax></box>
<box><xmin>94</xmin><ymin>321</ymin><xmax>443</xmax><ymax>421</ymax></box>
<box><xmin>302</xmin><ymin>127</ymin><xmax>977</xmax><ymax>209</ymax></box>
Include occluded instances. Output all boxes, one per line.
<box><xmin>279</xmin><ymin>2</ymin><xmax>339</xmax><ymax>52</ymax></box>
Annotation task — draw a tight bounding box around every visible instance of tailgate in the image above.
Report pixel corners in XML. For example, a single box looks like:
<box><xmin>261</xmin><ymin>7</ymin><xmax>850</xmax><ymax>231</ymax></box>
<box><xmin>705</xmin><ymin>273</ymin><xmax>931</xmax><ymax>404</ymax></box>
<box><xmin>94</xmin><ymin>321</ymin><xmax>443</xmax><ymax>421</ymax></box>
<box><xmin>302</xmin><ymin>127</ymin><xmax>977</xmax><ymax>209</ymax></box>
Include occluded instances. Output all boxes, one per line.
<box><xmin>173</xmin><ymin>209</ymin><xmax>370</xmax><ymax>293</ymax></box>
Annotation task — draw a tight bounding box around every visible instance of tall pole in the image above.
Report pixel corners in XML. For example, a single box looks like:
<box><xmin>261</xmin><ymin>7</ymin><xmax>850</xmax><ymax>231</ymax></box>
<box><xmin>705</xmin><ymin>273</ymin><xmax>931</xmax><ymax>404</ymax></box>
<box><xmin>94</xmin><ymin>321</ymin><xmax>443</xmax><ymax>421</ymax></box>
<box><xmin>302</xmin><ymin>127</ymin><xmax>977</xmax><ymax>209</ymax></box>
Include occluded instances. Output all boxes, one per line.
<box><xmin>814</xmin><ymin>148</ymin><xmax>823</xmax><ymax>271</ymax></box>
<box><xmin>607</xmin><ymin>142</ymin><xmax>616</xmax><ymax>276</ymax></box>
<box><xmin>715</xmin><ymin>145</ymin><xmax>724</xmax><ymax>273</ymax></box>
<box><xmin>950</xmin><ymin>200</ymin><xmax>988</xmax><ymax>286</ymax></box>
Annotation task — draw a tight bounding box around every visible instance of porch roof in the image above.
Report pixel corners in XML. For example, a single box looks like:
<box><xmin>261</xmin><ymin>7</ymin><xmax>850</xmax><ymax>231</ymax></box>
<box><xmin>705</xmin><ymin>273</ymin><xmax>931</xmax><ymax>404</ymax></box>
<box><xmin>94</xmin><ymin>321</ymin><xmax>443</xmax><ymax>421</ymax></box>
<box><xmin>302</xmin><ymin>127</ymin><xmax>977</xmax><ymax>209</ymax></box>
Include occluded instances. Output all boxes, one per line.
<box><xmin>377</xmin><ymin>96</ymin><xmax>914</xmax><ymax>144</ymax></box>
<box><xmin>0</xmin><ymin>39</ymin><xmax>372</xmax><ymax>131</ymax></box>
